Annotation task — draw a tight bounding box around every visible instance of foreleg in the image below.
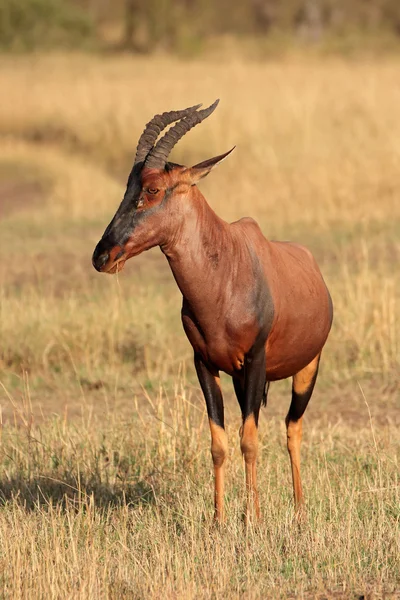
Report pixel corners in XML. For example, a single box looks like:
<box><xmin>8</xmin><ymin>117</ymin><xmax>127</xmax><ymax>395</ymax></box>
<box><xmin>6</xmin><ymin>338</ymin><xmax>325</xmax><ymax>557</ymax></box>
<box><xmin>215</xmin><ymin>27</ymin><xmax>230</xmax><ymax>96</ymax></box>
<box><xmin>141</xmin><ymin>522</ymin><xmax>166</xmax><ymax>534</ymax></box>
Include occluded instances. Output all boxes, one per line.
<box><xmin>195</xmin><ymin>355</ymin><xmax>228</xmax><ymax>522</ymax></box>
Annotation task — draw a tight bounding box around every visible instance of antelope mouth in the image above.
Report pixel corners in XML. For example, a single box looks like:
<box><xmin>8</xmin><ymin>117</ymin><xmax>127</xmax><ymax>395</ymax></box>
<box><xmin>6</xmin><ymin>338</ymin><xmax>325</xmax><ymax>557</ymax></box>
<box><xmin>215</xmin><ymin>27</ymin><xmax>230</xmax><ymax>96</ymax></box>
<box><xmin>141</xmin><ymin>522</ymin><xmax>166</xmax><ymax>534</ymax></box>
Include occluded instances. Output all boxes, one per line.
<box><xmin>93</xmin><ymin>242</ymin><xmax>144</xmax><ymax>274</ymax></box>
<box><xmin>101</xmin><ymin>247</ymin><xmax>143</xmax><ymax>274</ymax></box>
<box><xmin>103</xmin><ymin>258</ymin><xmax>127</xmax><ymax>274</ymax></box>
<box><xmin>93</xmin><ymin>246</ymin><xmax>127</xmax><ymax>274</ymax></box>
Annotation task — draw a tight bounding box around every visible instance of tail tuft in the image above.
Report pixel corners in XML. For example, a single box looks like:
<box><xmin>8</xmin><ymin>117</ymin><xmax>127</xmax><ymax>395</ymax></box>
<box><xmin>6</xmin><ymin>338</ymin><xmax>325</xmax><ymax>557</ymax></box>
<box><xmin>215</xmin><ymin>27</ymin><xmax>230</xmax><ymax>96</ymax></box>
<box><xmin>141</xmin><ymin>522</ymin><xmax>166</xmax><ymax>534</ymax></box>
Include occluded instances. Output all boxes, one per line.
<box><xmin>262</xmin><ymin>381</ymin><xmax>270</xmax><ymax>407</ymax></box>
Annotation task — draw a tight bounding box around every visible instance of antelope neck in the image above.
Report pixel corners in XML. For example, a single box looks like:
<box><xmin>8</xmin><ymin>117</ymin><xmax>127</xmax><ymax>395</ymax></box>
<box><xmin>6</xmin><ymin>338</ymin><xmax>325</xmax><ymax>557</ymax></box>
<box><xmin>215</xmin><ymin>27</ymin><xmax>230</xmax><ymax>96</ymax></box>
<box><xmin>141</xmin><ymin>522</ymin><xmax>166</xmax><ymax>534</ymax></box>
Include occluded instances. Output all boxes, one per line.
<box><xmin>162</xmin><ymin>190</ymin><xmax>234</xmax><ymax>311</ymax></box>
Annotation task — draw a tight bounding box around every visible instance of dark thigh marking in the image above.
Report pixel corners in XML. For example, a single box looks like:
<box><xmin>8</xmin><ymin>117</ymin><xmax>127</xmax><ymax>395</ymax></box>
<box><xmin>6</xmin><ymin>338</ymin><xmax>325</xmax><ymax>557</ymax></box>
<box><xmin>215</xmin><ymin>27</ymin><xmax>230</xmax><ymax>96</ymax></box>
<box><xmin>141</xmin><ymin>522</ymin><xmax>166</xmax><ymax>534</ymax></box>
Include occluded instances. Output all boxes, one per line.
<box><xmin>287</xmin><ymin>355</ymin><xmax>320</xmax><ymax>422</ymax></box>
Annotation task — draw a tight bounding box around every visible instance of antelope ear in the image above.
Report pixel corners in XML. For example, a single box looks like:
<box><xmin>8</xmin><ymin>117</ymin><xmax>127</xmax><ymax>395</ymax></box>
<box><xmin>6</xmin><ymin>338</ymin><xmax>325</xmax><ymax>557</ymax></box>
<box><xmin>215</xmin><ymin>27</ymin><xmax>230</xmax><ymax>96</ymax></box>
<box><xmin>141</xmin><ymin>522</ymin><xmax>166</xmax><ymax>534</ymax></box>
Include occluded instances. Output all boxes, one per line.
<box><xmin>187</xmin><ymin>147</ymin><xmax>235</xmax><ymax>183</ymax></box>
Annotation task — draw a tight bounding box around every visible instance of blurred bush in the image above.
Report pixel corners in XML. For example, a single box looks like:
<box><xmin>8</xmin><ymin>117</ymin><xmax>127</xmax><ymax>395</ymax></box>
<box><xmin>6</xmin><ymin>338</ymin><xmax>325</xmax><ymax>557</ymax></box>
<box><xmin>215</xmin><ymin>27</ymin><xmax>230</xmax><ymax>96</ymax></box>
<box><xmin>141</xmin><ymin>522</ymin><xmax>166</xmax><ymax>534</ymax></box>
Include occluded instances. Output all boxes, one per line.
<box><xmin>0</xmin><ymin>0</ymin><xmax>94</xmax><ymax>50</ymax></box>
<box><xmin>1</xmin><ymin>0</ymin><xmax>400</xmax><ymax>53</ymax></box>
<box><xmin>119</xmin><ymin>0</ymin><xmax>400</xmax><ymax>53</ymax></box>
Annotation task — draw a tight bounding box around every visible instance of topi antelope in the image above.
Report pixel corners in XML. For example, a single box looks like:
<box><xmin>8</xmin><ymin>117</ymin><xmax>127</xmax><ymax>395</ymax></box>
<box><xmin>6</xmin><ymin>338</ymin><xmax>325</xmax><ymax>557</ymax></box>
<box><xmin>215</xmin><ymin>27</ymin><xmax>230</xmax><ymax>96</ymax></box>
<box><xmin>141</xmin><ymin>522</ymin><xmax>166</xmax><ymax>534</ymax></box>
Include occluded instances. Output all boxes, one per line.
<box><xmin>92</xmin><ymin>101</ymin><xmax>333</xmax><ymax>523</ymax></box>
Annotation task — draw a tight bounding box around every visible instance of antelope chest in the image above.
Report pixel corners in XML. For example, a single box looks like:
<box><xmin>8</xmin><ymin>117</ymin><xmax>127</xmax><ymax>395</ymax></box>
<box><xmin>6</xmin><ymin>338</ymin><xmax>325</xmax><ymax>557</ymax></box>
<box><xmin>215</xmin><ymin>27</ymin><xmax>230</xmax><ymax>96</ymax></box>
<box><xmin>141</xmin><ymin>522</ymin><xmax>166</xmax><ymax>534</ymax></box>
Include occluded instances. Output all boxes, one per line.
<box><xmin>181</xmin><ymin>303</ymin><xmax>260</xmax><ymax>374</ymax></box>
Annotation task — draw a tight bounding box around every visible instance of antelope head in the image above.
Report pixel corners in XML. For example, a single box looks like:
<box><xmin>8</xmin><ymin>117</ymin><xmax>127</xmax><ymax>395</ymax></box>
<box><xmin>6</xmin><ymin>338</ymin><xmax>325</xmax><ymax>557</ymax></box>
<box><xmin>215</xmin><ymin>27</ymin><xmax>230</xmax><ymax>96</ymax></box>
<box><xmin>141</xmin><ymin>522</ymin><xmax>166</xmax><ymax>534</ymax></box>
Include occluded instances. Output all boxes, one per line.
<box><xmin>92</xmin><ymin>100</ymin><xmax>234</xmax><ymax>274</ymax></box>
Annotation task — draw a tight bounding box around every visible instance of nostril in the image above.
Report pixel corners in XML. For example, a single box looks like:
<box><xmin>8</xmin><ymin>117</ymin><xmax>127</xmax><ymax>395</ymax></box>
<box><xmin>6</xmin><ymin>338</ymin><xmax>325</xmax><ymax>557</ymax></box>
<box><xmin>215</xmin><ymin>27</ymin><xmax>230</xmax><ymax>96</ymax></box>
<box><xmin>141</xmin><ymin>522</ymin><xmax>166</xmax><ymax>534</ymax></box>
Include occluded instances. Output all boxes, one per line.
<box><xmin>99</xmin><ymin>252</ymin><xmax>109</xmax><ymax>267</ymax></box>
<box><xmin>93</xmin><ymin>250</ymin><xmax>109</xmax><ymax>271</ymax></box>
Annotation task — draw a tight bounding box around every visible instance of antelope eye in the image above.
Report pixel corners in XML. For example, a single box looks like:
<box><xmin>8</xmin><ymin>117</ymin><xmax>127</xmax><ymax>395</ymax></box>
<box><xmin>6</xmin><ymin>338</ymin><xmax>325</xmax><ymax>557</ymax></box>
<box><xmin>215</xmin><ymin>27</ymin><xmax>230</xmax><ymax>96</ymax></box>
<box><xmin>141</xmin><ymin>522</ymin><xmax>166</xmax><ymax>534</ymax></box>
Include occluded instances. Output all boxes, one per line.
<box><xmin>147</xmin><ymin>188</ymin><xmax>159</xmax><ymax>195</ymax></box>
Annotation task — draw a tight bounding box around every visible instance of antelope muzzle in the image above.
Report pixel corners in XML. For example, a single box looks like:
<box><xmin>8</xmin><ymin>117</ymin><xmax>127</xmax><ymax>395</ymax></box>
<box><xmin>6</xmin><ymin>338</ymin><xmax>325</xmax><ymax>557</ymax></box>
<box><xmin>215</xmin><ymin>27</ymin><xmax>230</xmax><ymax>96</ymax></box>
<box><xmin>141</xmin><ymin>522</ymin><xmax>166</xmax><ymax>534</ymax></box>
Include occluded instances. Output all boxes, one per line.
<box><xmin>92</xmin><ymin>240</ymin><xmax>126</xmax><ymax>274</ymax></box>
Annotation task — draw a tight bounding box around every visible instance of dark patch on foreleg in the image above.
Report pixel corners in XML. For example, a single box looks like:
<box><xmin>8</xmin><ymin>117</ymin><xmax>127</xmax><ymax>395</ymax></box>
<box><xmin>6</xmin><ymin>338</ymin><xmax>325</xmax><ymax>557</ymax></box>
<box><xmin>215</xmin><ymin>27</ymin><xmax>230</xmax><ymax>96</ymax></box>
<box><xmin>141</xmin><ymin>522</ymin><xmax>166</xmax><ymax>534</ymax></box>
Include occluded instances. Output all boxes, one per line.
<box><xmin>235</xmin><ymin>338</ymin><xmax>267</xmax><ymax>525</ymax></box>
<box><xmin>195</xmin><ymin>354</ymin><xmax>228</xmax><ymax>522</ymax></box>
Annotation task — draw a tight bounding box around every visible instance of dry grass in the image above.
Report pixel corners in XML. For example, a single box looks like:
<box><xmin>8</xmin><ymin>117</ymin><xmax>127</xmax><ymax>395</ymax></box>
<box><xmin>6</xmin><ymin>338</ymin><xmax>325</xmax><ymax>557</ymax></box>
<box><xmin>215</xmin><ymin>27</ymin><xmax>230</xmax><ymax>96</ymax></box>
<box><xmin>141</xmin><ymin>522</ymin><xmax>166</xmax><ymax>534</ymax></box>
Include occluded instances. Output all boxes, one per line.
<box><xmin>0</xmin><ymin>53</ymin><xmax>399</xmax><ymax>598</ymax></box>
<box><xmin>0</xmin><ymin>385</ymin><xmax>399</xmax><ymax>599</ymax></box>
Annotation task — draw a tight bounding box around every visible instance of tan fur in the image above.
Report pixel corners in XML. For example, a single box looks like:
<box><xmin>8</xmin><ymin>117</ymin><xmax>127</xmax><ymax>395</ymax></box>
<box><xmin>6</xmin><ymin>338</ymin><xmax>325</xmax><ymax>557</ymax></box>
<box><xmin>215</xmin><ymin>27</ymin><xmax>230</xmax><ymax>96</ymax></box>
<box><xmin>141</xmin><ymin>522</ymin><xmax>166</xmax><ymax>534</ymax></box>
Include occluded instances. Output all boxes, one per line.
<box><xmin>286</xmin><ymin>418</ymin><xmax>304</xmax><ymax>510</ymax></box>
<box><xmin>240</xmin><ymin>414</ymin><xmax>260</xmax><ymax>524</ymax></box>
<box><xmin>292</xmin><ymin>354</ymin><xmax>320</xmax><ymax>395</ymax></box>
<box><xmin>209</xmin><ymin>418</ymin><xmax>228</xmax><ymax>522</ymax></box>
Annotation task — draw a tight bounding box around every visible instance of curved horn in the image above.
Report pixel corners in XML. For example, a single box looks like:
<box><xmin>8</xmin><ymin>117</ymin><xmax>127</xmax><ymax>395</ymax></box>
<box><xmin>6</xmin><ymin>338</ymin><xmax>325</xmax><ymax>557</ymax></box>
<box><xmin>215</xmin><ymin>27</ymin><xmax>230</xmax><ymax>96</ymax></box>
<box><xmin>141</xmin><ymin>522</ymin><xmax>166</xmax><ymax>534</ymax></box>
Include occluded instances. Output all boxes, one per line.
<box><xmin>144</xmin><ymin>99</ymin><xmax>220</xmax><ymax>170</ymax></box>
<box><xmin>134</xmin><ymin>103</ymin><xmax>202</xmax><ymax>165</ymax></box>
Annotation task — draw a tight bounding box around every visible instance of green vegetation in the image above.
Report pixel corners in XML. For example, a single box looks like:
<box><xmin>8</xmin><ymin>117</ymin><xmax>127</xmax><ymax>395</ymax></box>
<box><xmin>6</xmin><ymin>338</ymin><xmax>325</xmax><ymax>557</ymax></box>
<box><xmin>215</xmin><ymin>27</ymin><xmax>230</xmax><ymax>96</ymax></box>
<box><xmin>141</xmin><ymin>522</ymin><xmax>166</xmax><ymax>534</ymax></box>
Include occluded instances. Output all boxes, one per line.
<box><xmin>120</xmin><ymin>0</ymin><xmax>400</xmax><ymax>55</ymax></box>
<box><xmin>1</xmin><ymin>0</ymin><xmax>400</xmax><ymax>54</ymax></box>
<box><xmin>0</xmin><ymin>0</ymin><xmax>93</xmax><ymax>50</ymax></box>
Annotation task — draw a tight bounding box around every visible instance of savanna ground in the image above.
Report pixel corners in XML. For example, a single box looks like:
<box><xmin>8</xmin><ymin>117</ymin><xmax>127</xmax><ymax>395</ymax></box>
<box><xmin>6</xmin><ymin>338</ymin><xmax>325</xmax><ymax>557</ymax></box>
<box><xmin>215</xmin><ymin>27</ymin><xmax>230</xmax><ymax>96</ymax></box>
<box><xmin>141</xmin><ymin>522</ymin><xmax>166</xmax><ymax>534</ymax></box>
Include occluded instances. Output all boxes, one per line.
<box><xmin>0</xmin><ymin>54</ymin><xmax>399</xmax><ymax>598</ymax></box>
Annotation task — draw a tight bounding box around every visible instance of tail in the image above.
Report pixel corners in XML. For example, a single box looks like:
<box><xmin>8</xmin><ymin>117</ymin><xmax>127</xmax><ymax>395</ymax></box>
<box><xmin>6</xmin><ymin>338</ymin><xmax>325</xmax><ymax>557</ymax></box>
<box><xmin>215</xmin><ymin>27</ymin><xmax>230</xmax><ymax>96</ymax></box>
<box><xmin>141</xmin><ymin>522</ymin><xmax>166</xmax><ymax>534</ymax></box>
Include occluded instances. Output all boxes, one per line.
<box><xmin>262</xmin><ymin>381</ymin><xmax>270</xmax><ymax>407</ymax></box>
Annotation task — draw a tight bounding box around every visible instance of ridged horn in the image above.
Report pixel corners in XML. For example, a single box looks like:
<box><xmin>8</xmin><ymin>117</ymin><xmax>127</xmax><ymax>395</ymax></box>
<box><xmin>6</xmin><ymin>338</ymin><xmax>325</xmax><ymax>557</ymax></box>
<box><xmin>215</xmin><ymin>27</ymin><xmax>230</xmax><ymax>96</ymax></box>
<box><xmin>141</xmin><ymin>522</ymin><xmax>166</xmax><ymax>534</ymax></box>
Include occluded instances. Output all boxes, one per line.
<box><xmin>134</xmin><ymin>103</ymin><xmax>202</xmax><ymax>165</ymax></box>
<box><xmin>144</xmin><ymin>100</ymin><xmax>220</xmax><ymax>170</ymax></box>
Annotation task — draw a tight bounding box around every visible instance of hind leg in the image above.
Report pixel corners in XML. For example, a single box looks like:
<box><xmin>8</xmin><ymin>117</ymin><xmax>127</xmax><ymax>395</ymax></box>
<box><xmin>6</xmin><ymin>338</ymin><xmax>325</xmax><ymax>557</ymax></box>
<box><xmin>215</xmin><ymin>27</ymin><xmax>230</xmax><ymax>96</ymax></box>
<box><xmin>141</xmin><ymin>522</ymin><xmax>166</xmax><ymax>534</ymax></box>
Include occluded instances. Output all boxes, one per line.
<box><xmin>286</xmin><ymin>354</ymin><xmax>320</xmax><ymax>513</ymax></box>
